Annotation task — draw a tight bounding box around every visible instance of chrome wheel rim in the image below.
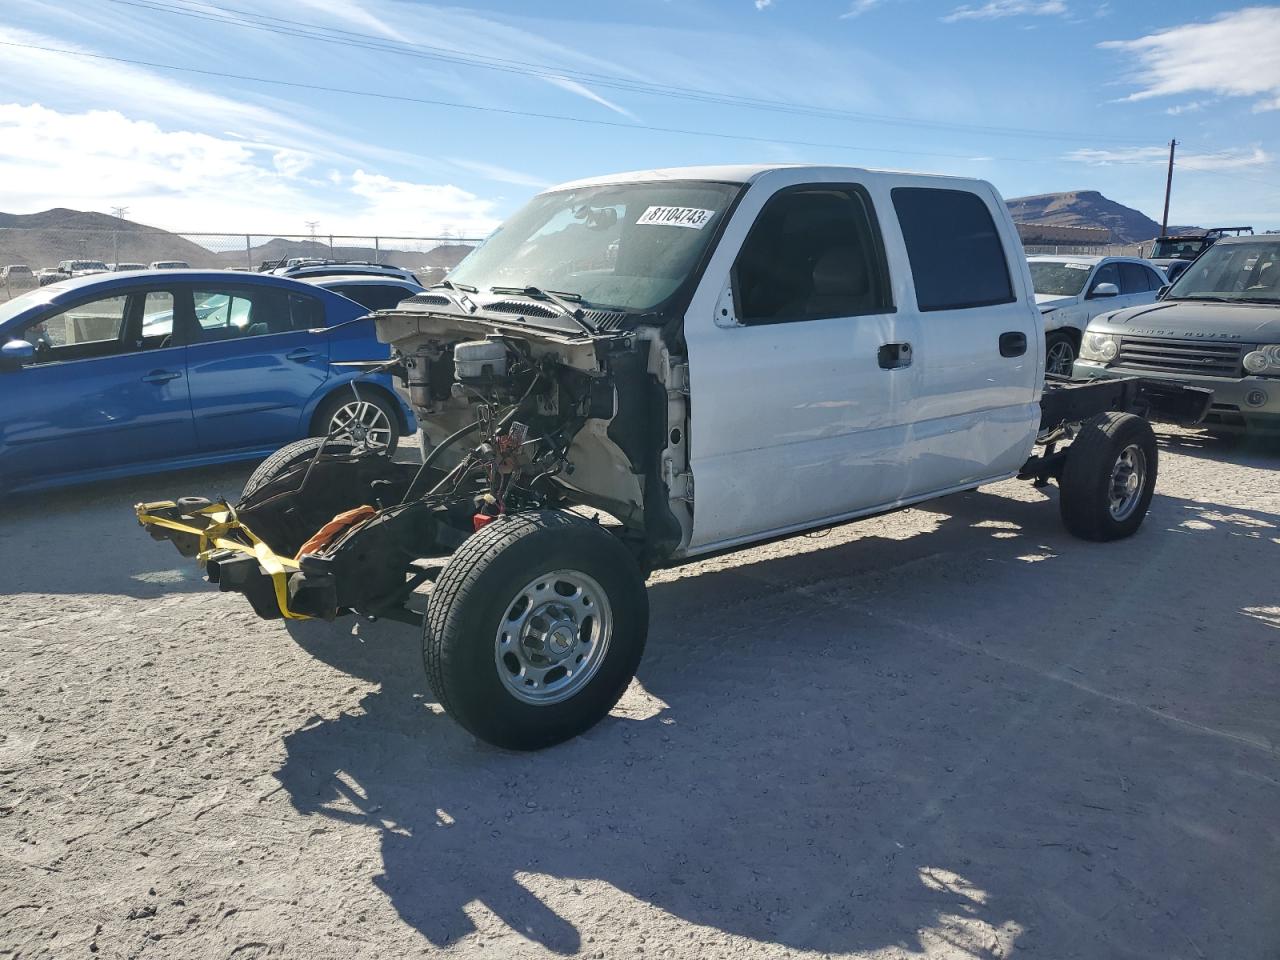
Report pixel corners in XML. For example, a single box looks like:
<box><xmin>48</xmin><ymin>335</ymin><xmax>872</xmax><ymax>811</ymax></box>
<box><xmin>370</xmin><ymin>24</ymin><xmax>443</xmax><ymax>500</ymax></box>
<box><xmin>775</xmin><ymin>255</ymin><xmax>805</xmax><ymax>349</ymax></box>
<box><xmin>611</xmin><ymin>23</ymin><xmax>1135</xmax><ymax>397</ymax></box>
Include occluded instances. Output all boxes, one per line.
<box><xmin>1108</xmin><ymin>443</ymin><xmax>1146</xmax><ymax>520</ymax></box>
<box><xmin>495</xmin><ymin>570</ymin><xmax>613</xmax><ymax>705</ymax></box>
<box><xmin>328</xmin><ymin>400</ymin><xmax>393</xmax><ymax>449</ymax></box>
<box><xmin>1046</xmin><ymin>339</ymin><xmax>1076</xmax><ymax>376</ymax></box>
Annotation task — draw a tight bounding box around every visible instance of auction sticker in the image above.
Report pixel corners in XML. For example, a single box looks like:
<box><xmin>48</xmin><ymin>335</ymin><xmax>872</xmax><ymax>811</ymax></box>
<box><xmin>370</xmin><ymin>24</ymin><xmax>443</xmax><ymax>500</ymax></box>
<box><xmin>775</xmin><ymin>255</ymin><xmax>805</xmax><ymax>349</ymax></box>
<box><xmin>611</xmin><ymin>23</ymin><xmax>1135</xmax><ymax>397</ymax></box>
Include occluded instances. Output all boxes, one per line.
<box><xmin>636</xmin><ymin>206</ymin><xmax>716</xmax><ymax>229</ymax></box>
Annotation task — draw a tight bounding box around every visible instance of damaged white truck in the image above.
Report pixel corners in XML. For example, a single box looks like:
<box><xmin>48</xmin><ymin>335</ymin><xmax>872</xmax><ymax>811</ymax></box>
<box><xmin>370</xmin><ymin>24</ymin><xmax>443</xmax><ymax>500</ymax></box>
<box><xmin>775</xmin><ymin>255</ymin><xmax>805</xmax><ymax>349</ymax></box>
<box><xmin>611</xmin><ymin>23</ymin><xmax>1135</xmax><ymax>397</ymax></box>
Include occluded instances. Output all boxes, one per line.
<box><xmin>138</xmin><ymin>165</ymin><xmax>1210</xmax><ymax>749</ymax></box>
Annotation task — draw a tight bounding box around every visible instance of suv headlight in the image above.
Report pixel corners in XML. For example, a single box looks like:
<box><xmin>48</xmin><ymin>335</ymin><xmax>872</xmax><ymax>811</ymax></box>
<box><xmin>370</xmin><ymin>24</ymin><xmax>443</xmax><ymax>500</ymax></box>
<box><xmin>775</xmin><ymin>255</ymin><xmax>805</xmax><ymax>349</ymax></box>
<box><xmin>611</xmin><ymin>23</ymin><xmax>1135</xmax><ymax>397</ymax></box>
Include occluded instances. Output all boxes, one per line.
<box><xmin>1080</xmin><ymin>332</ymin><xmax>1120</xmax><ymax>363</ymax></box>
<box><xmin>1243</xmin><ymin>344</ymin><xmax>1280</xmax><ymax>376</ymax></box>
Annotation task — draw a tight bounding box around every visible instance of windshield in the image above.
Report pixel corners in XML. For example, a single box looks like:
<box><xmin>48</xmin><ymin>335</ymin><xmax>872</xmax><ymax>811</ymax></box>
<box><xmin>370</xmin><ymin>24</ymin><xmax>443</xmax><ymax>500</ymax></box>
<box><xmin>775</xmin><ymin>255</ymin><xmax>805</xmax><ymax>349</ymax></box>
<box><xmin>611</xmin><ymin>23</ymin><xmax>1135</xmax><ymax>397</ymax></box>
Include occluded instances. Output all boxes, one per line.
<box><xmin>72</xmin><ymin>261</ymin><xmax>109</xmax><ymax>271</ymax></box>
<box><xmin>1152</xmin><ymin>237</ymin><xmax>1209</xmax><ymax>260</ymax></box>
<box><xmin>1029</xmin><ymin>260</ymin><xmax>1092</xmax><ymax>297</ymax></box>
<box><xmin>1167</xmin><ymin>241</ymin><xmax>1280</xmax><ymax>303</ymax></box>
<box><xmin>448</xmin><ymin>180</ymin><xmax>741</xmax><ymax>312</ymax></box>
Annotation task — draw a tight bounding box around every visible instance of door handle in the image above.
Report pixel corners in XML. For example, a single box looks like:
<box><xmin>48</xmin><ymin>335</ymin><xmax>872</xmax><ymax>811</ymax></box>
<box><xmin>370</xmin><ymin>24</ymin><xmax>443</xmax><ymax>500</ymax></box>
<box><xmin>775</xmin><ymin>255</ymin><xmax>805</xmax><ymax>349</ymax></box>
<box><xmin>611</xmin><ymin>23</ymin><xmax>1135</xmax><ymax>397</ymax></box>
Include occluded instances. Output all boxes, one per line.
<box><xmin>286</xmin><ymin>348</ymin><xmax>319</xmax><ymax>362</ymax></box>
<box><xmin>141</xmin><ymin>369</ymin><xmax>182</xmax><ymax>384</ymax></box>
<box><xmin>878</xmin><ymin>342</ymin><xmax>912</xmax><ymax>370</ymax></box>
<box><xmin>999</xmin><ymin>331</ymin><xmax>1028</xmax><ymax>358</ymax></box>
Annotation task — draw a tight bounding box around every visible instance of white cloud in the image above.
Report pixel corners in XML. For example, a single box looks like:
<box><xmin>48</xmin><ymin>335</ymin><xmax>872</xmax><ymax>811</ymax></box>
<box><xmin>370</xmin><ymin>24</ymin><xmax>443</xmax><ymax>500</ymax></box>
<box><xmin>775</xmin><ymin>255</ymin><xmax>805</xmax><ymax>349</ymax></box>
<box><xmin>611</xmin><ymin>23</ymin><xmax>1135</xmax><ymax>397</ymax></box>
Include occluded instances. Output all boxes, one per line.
<box><xmin>1067</xmin><ymin>145</ymin><xmax>1271</xmax><ymax>171</ymax></box>
<box><xmin>541</xmin><ymin>76</ymin><xmax>637</xmax><ymax>120</ymax></box>
<box><xmin>347</xmin><ymin>171</ymin><xmax>501</xmax><ymax>236</ymax></box>
<box><xmin>755</xmin><ymin>0</ymin><xmax>774</xmax><ymax>8</ymax></box>
<box><xmin>0</xmin><ymin>103</ymin><xmax>500</xmax><ymax>236</ymax></box>
<box><xmin>1100</xmin><ymin>8</ymin><xmax>1280</xmax><ymax>112</ymax></box>
<box><xmin>841</xmin><ymin>0</ymin><xmax>885</xmax><ymax>17</ymax></box>
<box><xmin>444</xmin><ymin>159</ymin><xmax>552</xmax><ymax>190</ymax></box>
<box><xmin>942</xmin><ymin>1</ymin><xmax>1067</xmax><ymax>22</ymax></box>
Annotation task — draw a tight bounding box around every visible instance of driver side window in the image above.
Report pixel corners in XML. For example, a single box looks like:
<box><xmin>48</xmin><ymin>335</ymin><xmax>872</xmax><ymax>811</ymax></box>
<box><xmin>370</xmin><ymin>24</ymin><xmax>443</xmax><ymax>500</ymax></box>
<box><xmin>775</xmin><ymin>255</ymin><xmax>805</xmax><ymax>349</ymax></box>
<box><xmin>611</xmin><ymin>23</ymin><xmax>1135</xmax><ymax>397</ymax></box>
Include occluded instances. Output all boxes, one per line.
<box><xmin>1089</xmin><ymin>263</ymin><xmax>1120</xmax><ymax>297</ymax></box>
<box><xmin>21</xmin><ymin>295</ymin><xmax>129</xmax><ymax>364</ymax></box>
<box><xmin>734</xmin><ymin>185</ymin><xmax>891</xmax><ymax>325</ymax></box>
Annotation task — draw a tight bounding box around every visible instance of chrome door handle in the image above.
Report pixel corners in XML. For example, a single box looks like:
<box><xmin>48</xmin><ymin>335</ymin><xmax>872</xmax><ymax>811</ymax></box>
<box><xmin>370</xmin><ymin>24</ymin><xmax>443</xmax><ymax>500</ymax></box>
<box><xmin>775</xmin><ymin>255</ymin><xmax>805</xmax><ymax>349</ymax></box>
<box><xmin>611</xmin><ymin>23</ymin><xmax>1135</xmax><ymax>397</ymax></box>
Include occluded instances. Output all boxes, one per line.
<box><xmin>287</xmin><ymin>348</ymin><xmax>319</xmax><ymax>362</ymax></box>
<box><xmin>142</xmin><ymin>369</ymin><xmax>182</xmax><ymax>384</ymax></box>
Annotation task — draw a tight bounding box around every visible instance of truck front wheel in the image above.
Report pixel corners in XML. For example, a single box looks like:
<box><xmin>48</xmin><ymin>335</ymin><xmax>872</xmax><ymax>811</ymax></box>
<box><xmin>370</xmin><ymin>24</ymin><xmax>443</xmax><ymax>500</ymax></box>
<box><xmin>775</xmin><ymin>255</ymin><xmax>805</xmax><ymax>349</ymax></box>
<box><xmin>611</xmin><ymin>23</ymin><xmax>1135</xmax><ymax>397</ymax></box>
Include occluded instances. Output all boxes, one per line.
<box><xmin>1058</xmin><ymin>412</ymin><xmax>1158</xmax><ymax>541</ymax></box>
<box><xmin>424</xmin><ymin>511</ymin><xmax>648</xmax><ymax>750</ymax></box>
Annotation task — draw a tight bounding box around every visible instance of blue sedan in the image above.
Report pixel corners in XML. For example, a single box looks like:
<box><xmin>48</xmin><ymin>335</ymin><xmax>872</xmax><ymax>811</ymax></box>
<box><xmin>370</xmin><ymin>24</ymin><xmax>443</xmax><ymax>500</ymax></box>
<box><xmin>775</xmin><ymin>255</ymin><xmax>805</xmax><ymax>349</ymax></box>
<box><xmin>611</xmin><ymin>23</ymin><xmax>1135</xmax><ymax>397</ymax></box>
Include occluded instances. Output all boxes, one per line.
<box><xmin>0</xmin><ymin>270</ymin><xmax>415</xmax><ymax>492</ymax></box>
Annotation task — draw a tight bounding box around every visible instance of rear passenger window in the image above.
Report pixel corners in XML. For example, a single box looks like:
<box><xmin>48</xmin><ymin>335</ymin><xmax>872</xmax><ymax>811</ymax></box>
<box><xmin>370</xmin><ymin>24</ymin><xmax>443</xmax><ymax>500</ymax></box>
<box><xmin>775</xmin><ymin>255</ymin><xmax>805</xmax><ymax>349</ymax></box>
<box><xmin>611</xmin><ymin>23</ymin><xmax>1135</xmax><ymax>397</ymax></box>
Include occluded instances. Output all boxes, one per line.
<box><xmin>289</xmin><ymin>293</ymin><xmax>325</xmax><ymax>329</ymax></box>
<box><xmin>1120</xmin><ymin>262</ymin><xmax>1153</xmax><ymax>294</ymax></box>
<box><xmin>733</xmin><ymin>184</ymin><xmax>891</xmax><ymax>324</ymax></box>
<box><xmin>192</xmin><ymin>288</ymin><xmax>292</xmax><ymax>341</ymax></box>
<box><xmin>891</xmin><ymin>187</ymin><xmax>1013</xmax><ymax>311</ymax></box>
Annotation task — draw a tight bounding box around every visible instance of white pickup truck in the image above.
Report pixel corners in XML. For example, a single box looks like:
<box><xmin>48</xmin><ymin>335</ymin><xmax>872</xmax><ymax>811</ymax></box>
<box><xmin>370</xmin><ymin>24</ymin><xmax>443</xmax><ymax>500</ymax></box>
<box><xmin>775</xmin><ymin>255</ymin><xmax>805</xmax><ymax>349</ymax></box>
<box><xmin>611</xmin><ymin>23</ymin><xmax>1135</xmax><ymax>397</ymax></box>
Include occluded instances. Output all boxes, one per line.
<box><xmin>137</xmin><ymin>165</ymin><xmax>1209</xmax><ymax>749</ymax></box>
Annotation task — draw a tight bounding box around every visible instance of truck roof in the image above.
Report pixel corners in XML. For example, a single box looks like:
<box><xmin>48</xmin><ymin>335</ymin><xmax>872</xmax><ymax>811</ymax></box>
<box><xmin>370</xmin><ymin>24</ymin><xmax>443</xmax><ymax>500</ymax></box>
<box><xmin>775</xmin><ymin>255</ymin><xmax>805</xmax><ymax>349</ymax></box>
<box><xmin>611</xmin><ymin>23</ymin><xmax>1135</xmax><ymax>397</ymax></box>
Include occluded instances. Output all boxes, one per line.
<box><xmin>549</xmin><ymin>163</ymin><xmax>991</xmax><ymax>192</ymax></box>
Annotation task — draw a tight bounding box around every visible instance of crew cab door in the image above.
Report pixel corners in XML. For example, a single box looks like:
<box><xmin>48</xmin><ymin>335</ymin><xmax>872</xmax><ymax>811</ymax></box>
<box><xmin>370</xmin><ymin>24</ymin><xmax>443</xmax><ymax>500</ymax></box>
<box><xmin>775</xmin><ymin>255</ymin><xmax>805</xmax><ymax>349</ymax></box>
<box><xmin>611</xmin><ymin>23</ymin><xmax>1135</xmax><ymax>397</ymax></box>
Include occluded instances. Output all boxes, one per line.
<box><xmin>885</xmin><ymin>183</ymin><xmax>1042</xmax><ymax>503</ymax></box>
<box><xmin>183</xmin><ymin>284</ymin><xmax>331</xmax><ymax>452</ymax></box>
<box><xmin>683</xmin><ymin>176</ymin><xmax>907</xmax><ymax>550</ymax></box>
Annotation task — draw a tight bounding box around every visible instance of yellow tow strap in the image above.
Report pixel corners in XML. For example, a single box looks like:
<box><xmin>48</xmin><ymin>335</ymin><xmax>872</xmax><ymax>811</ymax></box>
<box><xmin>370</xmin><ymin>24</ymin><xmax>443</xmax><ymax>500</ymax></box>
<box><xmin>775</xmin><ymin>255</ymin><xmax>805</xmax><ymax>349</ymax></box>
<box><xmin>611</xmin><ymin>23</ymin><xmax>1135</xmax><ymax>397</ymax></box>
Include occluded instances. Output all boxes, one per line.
<box><xmin>135</xmin><ymin>500</ymin><xmax>310</xmax><ymax>620</ymax></box>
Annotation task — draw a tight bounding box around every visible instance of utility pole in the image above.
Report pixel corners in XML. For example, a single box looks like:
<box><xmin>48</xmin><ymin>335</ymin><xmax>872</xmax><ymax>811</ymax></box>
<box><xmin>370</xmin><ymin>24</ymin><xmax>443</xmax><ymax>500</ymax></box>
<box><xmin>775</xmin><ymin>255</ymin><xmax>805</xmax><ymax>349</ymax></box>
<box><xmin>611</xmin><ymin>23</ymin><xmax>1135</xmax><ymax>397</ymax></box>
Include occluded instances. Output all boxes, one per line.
<box><xmin>110</xmin><ymin>205</ymin><xmax>128</xmax><ymax>267</ymax></box>
<box><xmin>1160</xmin><ymin>139</ymin><xmax>1177</xmax><ymax>237</ymax></box>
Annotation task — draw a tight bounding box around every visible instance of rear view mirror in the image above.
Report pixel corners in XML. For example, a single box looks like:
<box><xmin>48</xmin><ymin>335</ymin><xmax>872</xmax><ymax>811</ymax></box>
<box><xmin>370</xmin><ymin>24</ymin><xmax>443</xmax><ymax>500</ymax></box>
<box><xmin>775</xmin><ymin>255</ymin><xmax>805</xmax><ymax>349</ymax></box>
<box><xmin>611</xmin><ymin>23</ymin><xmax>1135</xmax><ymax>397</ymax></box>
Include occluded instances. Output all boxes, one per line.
<box><xmin>1090</xmin><ymin>282</ymin><xmax>1119</xmax><ymax>299</ymax></box>
<box><xmin>0</xmin><ymin>339</ymin><xmax>35</xmax><ymax>371</ymax></box>
<box><xmin>1156</xmin><ymin>284</ymin><xmax>1171</xmax><ymax>299</ymax></box>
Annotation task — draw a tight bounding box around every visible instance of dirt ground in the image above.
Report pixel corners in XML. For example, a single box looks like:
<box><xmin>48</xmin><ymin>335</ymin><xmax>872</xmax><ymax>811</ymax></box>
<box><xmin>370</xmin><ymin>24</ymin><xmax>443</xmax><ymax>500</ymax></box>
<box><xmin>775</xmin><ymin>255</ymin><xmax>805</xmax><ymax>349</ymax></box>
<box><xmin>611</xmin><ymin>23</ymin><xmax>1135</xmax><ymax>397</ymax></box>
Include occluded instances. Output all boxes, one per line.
<box><xmin>2</xmin><ymin>427</ymin><xmax>1278</xmax><ymax>959</ymax></box>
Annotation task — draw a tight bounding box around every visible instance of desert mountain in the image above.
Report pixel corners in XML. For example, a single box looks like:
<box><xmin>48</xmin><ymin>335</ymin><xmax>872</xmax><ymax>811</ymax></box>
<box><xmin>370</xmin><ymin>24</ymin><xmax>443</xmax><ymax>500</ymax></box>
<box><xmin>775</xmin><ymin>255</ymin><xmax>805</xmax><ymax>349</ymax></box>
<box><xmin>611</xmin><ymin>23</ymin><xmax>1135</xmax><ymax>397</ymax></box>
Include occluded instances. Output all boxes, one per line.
<box><xmin>1005</xmin><ymin>190</ymin><xmax>1197</xmax><ymax>245</ymax></box>
<box><xmin>0</xmin><ymin>209</ymin><xmax>476</xmax><ymax>273</ymax></box>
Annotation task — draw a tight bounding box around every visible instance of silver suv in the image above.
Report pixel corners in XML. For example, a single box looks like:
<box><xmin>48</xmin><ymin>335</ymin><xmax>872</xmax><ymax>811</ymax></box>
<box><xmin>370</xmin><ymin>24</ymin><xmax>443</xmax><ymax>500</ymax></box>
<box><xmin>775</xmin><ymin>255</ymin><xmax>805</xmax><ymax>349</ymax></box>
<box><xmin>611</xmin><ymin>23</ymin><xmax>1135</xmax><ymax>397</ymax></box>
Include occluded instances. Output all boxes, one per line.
<box><xmin>1074</xmin><ymin>235</ymin><xmax>1280</xmax><ymax>432</ymax></box>
<box><xmin>2</xmin><ymin>265</ymin><xmax>37</xmax><ymax>299</ymax></box>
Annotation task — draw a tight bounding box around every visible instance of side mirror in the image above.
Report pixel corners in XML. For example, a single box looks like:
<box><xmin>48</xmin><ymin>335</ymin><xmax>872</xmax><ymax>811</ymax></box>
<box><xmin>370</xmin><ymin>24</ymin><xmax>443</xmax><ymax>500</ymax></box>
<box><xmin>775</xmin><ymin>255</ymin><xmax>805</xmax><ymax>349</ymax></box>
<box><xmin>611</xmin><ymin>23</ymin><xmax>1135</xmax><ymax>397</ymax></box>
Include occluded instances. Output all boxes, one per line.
<box><xmin>1090</xmin><ymin>282</ymin><xmax>1119</xmax><ymax>299</ymax></box>
<box><xmin>0</xmin><ymin>339</ymin><xmax>35</xmax><ymax>371</ymax></box>
<box><xmin>1156</xmin><ymin>284</ymin><xmax>1171</xmax><ymax>300</ymax></box>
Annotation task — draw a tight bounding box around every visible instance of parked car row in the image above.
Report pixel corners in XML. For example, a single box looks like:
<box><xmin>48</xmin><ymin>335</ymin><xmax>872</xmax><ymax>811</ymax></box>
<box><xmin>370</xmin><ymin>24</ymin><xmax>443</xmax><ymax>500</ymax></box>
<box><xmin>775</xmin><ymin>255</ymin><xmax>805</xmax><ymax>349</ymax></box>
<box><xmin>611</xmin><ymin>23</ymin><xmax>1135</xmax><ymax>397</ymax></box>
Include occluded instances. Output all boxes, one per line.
<box><xmin>0</xmin><ymin>264</ymin><xmax>427</xmax><ymax>491</ymax></box>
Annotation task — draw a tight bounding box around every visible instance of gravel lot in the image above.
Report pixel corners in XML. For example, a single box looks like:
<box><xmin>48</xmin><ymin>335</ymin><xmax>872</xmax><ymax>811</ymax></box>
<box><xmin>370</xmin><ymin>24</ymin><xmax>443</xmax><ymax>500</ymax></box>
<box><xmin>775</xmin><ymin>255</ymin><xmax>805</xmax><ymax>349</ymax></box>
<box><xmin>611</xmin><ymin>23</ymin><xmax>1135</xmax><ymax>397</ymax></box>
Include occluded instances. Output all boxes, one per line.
<box><xmin>2</xmin><ymin>427</ymin><xmax>1278</xmax><ymax>959</ymax></box>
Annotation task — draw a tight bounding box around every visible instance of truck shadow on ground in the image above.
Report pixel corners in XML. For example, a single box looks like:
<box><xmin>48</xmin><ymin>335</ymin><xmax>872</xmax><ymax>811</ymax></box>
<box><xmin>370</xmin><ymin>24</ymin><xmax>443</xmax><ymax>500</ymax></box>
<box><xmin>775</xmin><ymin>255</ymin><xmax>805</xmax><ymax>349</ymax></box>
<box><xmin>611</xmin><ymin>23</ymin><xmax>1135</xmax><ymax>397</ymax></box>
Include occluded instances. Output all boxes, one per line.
<box><xmin>273</xmin><ymin>487</ymin><xmax>1280</xmax><ymax>958</ymax></box>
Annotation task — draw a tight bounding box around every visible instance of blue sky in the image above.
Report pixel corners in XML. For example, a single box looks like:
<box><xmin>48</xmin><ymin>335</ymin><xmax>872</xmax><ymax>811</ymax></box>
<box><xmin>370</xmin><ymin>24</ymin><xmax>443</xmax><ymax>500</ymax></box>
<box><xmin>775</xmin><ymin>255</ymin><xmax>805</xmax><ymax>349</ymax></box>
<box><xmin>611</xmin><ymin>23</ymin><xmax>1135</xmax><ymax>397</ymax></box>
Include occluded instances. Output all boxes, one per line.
<box><xmin>0</xmin><ymin>0</ymin><xmax>1276</xmax><ymax>236</ymax></box>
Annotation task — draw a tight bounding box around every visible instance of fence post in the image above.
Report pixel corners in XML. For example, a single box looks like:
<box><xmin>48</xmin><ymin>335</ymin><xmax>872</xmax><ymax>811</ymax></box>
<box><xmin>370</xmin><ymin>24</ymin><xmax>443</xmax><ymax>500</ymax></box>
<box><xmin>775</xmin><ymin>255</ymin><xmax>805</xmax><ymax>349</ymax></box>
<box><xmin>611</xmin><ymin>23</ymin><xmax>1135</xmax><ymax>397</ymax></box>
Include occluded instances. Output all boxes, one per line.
<box><xmin>374</xmin><ymin>237</ymin><xmax>380</xmax><ymax>264</ymax></box>
<box><xmin>245</xmin><ymin>235</ymin><xmax>252</xmax><ymax>271</ymax></box>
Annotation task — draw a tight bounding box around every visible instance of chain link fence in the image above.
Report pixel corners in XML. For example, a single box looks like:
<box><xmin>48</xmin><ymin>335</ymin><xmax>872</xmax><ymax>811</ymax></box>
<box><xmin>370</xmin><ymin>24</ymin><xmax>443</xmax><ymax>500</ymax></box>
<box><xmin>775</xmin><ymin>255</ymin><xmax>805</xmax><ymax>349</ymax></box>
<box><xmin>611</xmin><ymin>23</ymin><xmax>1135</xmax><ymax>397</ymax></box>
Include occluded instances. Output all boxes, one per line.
<box><xmin>1022</xmin><ymin>242</ymin><xmax>1149</xmax><ymax>257</ymax></box>
<box><xmin>0</xmin><ymin>227</ymin><xmax>484</xmax><ymax>299</ymax></box>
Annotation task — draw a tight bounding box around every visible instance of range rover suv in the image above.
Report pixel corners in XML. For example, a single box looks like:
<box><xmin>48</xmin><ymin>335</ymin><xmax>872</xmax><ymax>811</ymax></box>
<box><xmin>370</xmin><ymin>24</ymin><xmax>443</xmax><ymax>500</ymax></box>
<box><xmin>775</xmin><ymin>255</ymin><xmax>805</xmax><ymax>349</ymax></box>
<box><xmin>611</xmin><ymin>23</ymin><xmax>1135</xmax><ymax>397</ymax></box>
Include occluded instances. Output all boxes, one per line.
<box><xmin>1074</xmin><ymin>234</ymin><xmax>1280</xmax><ymax>432</ymax></box>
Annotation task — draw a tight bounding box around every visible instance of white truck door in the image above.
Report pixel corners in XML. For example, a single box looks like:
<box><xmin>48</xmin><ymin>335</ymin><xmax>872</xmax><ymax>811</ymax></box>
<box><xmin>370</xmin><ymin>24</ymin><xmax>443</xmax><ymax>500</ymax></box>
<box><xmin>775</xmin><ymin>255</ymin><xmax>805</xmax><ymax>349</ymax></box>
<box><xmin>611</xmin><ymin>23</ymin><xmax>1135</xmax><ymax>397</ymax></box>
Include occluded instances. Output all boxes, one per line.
<box><xmin>884</xmin><ymin>182</ymin><xmax>1042</xmax><ymax>502</ymax></box>
<box><xmin>682</xmin><ymin>176</ymin><xmax>909</xmax><ymax>551</ymax></box>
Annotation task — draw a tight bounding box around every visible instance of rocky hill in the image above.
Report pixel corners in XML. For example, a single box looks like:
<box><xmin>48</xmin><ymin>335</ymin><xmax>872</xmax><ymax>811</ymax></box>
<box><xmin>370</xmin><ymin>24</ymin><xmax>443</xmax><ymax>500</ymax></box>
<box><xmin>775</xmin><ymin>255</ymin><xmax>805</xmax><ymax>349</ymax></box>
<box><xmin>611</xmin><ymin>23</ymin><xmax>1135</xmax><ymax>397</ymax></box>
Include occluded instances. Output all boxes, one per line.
<box><xmin>0</xmin><ymin>209</ymin><xmax>476</xmax><ymax>273</ymax></box>
<box><xmin>0</xmin><ymin>209</ymin><xmax>213</xmax><ymax>268</ymax></box>
<box><xmin>1005</xmin><ymin>190</ymin><xmax>1197</xmax><ymax>245</ymax></box>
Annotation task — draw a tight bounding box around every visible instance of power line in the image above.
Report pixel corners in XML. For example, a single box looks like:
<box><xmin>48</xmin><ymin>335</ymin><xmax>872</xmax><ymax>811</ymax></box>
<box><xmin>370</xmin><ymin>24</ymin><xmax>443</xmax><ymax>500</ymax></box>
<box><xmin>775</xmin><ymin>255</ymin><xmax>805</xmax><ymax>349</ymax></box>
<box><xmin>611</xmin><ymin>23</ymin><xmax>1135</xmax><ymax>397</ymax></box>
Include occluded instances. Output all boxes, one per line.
<box><xmin>0</xmin><ymin>38</ymin><xmax>1068</xmax><ymax>165</ymax></box>
<box><xmin>103</xmin><ymin>0</ymin><xmax>1162</xmax><ymax>147</ymax></box>
<box><xmin>11</xmin><ymin>36</ymin><xmax>1278</xmax><ymax>193</ymax></box>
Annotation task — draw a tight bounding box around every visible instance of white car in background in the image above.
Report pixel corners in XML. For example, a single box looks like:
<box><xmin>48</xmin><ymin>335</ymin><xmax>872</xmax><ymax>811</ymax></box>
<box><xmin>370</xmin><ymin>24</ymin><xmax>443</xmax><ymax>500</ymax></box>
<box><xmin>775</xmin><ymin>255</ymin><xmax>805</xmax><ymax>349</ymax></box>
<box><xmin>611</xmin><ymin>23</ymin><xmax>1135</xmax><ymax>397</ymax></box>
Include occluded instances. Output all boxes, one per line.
<box><xmin>1027</xmin><ymin>255</ymin><xmax>1167</xmax><ymax>375</ymax></box>
<box><xmin>149</xmin><ymin>260</ymin><xmax>191</xmax><ymax>270</ymax></box>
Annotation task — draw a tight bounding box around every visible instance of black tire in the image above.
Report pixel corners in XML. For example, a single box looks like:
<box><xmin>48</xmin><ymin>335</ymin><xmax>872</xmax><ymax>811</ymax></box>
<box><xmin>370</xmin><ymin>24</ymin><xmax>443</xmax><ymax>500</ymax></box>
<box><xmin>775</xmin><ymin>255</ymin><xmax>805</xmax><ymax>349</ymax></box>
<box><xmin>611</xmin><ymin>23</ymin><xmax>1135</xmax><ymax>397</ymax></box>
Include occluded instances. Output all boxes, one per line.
<box><xmin>1059</xmin><ymin>412</ymin><xmax>1157</xmax><ymax>541</ymax></box>
<box><xmin>1045</xmin><ymin>330</ymin><xmax>1078</xmax><ymax>377</ymax></box>
<box><xmin>241</xmin><ymin>436</ymin><xmax>357</xmax><ymax>500</ymax></box>
<box><xmin>424</xmin><ymin>511</ymin><xmax>648</xmax><ymax>750</ymax></box>
<box><xmin>312</xmin><ymin>389</ymin><xmax>400</xmax><ymax>455</ymax></box>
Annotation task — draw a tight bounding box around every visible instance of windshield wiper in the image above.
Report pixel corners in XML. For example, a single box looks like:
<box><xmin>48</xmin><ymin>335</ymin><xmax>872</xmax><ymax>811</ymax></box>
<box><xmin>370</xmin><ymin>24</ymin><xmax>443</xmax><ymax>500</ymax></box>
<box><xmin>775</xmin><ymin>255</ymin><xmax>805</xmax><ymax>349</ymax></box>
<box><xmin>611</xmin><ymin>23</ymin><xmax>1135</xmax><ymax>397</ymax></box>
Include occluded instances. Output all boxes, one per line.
<box><xmin>489</xmin><ymin>285</ymin><xmax>597</xmax><ymax>335</ymax></box>
<box><xmin>424</xmin><ymin>279</ymin><xmax>478</xmax><ymax>313</ymax></box>
<box><xmin>1168</xmin><ymin>295</ymin><xmax>1237</xmax><ymax>303</ymax></box>
<box><xmin>429</xmin><ymin>279</ymin><xmax>478</xmax><ymax>293</ymax></box>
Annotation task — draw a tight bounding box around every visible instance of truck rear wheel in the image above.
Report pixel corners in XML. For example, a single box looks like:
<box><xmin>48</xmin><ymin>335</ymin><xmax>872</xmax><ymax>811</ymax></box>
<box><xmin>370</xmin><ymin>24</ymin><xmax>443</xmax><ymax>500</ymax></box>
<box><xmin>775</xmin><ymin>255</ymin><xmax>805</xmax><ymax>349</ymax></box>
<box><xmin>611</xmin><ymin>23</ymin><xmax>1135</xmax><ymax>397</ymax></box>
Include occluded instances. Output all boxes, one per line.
<box><xmin>1058</xmin><ymin>412</ymin><xmax>1157</xmax><ymax>541</ymax></box>
<box><xmin>424</xmin><ymin>511</ymin><xmax>648</xmax><ymax>750</ymax></box>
